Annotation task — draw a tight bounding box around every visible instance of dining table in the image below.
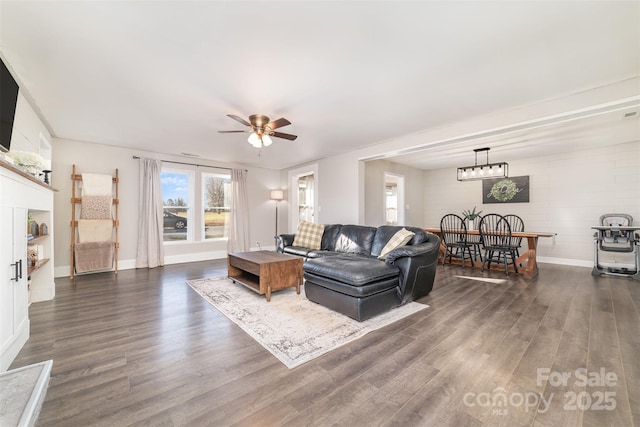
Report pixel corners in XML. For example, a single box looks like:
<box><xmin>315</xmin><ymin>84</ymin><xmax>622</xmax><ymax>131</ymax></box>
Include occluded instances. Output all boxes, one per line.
<box><xmin>424</xmin><ymin>227</ymin><xmax>556</xmax><ymax>279</ymax></box>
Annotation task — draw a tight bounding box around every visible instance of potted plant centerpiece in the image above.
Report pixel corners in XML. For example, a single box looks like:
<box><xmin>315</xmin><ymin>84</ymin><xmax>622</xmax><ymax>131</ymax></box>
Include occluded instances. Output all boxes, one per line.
<box><xmin>461</xmin><ymin>207</ymin><xmax>482</xmax><ymax>231</ymax></box>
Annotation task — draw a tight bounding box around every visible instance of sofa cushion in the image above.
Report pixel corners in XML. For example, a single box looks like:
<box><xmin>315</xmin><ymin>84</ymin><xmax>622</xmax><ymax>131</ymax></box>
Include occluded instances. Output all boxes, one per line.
<box><xmin>283</xmin><ymin>246</ymin><xmax>313</xmax><ymax>258</ymax></box>
<box><xmin>405</xmin><ymin>227</ymin><xmax>429</xmax><ymax>245</ymax></box>
<box><xmin>307</xmin><ymin>250</ymin><xmax>342</xmax><ymax>259</ymax></box>
<box><xmin>293</xmin><ymin>221</ymin><xmax>325</xmax><ymax>250</ymax></box>
<box><xmin>320</xmin><ymin>224</ymin><xmax>342</xmax><ymax>251</ymax></box>
<box><xmin>371</xmin><ymin>226</ymin><xmax>429</xmax><ymax>256</ymax></box>
<box><xmin>372</xmin><ymin>226</ymin><xmax>404</xmax><ymax>257</ymax></box>
<box><xmin>378</xmin><ymin>228</ymin><xmax>415</xmax><ymax>260</ymax></box>
<box><xmin>303</xmin><ymin>254</ymin><xmax>399</xmax><ymax>286</ymax></box>
<box><xmin>304</xmin><ymin>272</ymin><xmax>399</xmax><ymax>299</ymax></box>
<box><xmin>334</xmin><ymin>225</ymin><xmax>377</xmax><ymax>255</ymax></box>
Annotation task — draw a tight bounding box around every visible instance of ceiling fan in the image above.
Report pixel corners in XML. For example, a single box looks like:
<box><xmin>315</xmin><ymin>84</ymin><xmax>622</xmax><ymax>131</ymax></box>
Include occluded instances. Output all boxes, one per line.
<box><xmin>219</xmin><ymin>114</ymin><xmax>298</xmax><ymax>148</ymax></box>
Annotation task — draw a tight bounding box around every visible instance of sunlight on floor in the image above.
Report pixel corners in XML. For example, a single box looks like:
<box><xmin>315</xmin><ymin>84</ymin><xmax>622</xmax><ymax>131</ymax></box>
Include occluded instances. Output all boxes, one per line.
<box><xmin>455</xmin><ymin>275</ymin><xmax>508</xmax><ymax>284</ymax></box>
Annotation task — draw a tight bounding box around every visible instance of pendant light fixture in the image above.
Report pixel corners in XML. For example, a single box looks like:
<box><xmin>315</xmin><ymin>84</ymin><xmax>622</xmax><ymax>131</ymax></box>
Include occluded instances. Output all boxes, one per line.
<box><xmin>457</xmin><ymin>147</ymin><xmax>508</xmax><ymax>181</ymax></box>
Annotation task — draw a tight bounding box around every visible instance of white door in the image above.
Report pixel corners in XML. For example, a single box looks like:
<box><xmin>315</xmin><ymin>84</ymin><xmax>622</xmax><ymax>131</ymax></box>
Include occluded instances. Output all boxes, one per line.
<box><xmin>297</xmin><ymin>174</ymin><xmax>315</xmax><ymax>223</ymax></box>
<box><xmin>0</xmin><ymin>206</ymin><xmax>14</xmax><ymax>355</ymax></box>
<box><xmin>13</xmin><ymin>208</ymin><xmax>28</xmax><ymax>338</ymax></box>
<box><xmin>289</xmin><ymin>164</ymin><xmax>319</xmax><ymax>231</ymax></box>
<box><xmin>1</xmin><ymin>207</ymin><xmax>28</xmax><ymax>371</ymax></box>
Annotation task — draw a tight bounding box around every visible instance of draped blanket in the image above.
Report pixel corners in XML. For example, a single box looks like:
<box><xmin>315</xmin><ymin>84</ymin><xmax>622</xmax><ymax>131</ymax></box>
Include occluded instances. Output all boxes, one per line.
<box><xmin>75</xmin><ymin>173</ymin><xmax>115</xmax><ymax>273</ymax></box>
<box><xmin>77</xmin><ymin>220</ymin><xmax>113</xmax><ymax>243</ymax></box>
<box><xmin>74</xmin><ymin>242</ymin><xmax>114</xmax><ymax>273</ymax></box>
<box><xmin>81</xmin><ymin>173</ymin><xmax>113</xmax><ymax>196</ymax></box>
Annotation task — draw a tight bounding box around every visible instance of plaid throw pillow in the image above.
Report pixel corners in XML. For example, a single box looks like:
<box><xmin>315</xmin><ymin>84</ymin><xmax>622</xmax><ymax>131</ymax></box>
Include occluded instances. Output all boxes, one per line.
<box><xmin>378</xmin><ymin>228</ymin><xmax>415</xmax><ymax>260</ymax></box>
<box><xmin>293</xmin><ymin>221</ymin><xmax>325</xmax><ymax>250</ymax></box>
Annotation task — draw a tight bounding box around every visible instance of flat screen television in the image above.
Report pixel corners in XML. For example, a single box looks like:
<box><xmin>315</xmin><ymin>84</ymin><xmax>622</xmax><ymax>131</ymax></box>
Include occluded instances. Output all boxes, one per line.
<box><xmin>0</xmin><ymin>58</ymin><xmax>20</xmax><ymax>153</ymax></box>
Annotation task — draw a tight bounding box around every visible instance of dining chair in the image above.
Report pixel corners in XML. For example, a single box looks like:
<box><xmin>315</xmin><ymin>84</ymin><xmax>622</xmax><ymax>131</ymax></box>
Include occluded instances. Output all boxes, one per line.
<box><xmin>440</xmin><ymin>214</ymin><xmax>474</xmax><ymax>268</ymax></box>
<box><xmin>479</xmin><ymin>213</ymin><xmax>519</xmax><ymax>276</ymax></box>
<box><xmin>503</xmin><ymin>214</ymin><xmax>524</xmax><ymax>258</ymax></box>
<box><xmin>466</xmin><ymin>215</ymin><xmax>484</xmax><ymax>261</ymax></box>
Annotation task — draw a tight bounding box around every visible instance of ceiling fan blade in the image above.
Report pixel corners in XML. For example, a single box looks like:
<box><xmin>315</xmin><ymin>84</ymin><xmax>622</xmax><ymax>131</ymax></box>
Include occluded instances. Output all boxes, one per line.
<box><xmin>218</xmin><ymin>130</ymin><xmax>248</xmax><ymax>133</ymax></box>
<box><xmin>227</xmin><ymin>114</ymin><xmax>251</xmax><ymax>127</ymax></box>
<box><xmin>266</xmin><ymin>118</ymin><xmax>291</xmax><ymax>130</ymax></box>
<box><xmin>271</xmin><ymin>131</ymin><xmax>298</xmax><ymax>141</ymax></box>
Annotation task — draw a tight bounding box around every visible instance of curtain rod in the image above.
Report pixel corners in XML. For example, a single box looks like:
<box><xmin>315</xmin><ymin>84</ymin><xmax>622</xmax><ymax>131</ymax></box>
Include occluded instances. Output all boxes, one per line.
<box><xmin>132</xmin><ymin>156</ymin><xmax>246</xmax><ymax>171</ymax></box>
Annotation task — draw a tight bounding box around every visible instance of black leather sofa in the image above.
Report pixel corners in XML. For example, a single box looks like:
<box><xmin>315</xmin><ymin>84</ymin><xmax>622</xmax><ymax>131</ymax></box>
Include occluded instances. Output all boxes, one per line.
<box><xmin>276</xmin><ymin>224</ymin><xmax>440</xmax><ymax>321</ymax></box>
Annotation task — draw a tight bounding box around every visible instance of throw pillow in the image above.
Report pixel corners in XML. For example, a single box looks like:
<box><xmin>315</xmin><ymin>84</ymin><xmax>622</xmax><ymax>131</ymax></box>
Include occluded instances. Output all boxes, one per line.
<box><xmin>80</xmin><ymin>195</ymin><xmax>112</xmax><ymax>219</ymax></box>
<box><xmin>292</xmin><ymin>221</ymin><xmax>325</xmax><ymax>250</ymax></box>
<box><xmin>378</xmin><ymin>228</ymin><xmax>415</xmax><ymax>260</ymax></box>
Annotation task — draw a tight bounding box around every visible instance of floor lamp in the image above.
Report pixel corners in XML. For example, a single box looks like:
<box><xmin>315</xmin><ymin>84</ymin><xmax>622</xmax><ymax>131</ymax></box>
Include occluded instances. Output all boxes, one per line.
<box><xmin>270</xmin><ymin>189</ymin><xmax>285</xmax><ymax>245</ymax></box>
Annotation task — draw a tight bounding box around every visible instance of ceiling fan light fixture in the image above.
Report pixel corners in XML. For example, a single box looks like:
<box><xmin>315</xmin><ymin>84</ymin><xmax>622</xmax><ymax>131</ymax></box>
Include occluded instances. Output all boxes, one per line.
<box><xmin>221</xmin><ymin>114</ymin><xmax>298</xmax><ymax>146</ymax></box>
<box><xmin>248</xmin><ymin>132</ymin><xmax>262</xmax><ymax>148</ymax></box>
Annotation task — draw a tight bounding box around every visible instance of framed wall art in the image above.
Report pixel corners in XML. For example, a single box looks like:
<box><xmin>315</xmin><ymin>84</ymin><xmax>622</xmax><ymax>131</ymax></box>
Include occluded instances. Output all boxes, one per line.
<box><xmin>482</xmin><ymin>176</ymin><xmax>530</xmax><ymax>204</ymax></box>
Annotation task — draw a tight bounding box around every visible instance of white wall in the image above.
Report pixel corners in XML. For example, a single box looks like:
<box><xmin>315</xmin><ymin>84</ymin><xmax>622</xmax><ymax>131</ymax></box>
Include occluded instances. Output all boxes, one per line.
<box><xmin>9</xmin><ymin>92</ymin><xmax>51</xmax><ymax>159</ymax></box>
<box><xmin>423</xmin><ymin>141</ymin><xmax>640</xmax><ymax>265</ymax></box>
<box><xmin>318</xmin><ymin>153</ymin><xmax>361</xmax><ymax>225</ymax></box>
<box><xmin>279</xmin><ymin>154</ymin><xmax>361</xmax><ymax>233</ymax></box>
<box><xmin>51</xmin><ymin>139</ymin><xmax>281</xmax><ymax>277</ymax></box>
<box><xmin>364</xmin><ymin>159</ymin><xmax>425</xmax><ymax>227</ymax></box>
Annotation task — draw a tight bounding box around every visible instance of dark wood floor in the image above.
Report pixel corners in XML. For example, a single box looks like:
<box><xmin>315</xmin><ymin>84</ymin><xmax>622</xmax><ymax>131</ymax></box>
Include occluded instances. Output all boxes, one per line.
<box><xmin>11</xmin><ymin>259</ymin><xmax>639</xmax><ymax>426</ymax></box>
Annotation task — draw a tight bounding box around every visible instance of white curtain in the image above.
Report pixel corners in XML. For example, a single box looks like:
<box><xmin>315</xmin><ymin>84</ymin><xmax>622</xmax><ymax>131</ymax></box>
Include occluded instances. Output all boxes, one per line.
<box><xmin>136</xmin><ymin>158</ymin><xmax>165</xmax><ymax>268</ymax></box>
<box><xmin>227</xmin><ymin>169</ymin><xmax>250</xmax><ymax>253</ymax></box>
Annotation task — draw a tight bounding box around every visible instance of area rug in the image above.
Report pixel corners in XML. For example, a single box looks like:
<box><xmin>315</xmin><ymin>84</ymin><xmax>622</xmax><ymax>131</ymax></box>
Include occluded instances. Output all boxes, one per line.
<box><xmin>187</xmin><ymin>277</ymin><xmax>427</xmax><ymax>369</ymax></box>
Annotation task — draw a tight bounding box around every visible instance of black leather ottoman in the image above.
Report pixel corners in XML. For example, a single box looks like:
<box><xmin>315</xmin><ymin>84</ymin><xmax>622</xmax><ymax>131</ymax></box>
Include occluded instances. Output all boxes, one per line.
<box><xmin>303</xmin><ymin>255</ymin><xmax>401</xmax><ymax>321</ymax></box>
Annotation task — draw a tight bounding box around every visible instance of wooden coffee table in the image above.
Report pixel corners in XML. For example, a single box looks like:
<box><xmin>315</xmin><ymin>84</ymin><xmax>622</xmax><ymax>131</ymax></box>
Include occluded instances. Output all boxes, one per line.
<box><xmin>227</xmin><ymin>251</ymin><xmax>303</xmax><ymax>301</ymax></box>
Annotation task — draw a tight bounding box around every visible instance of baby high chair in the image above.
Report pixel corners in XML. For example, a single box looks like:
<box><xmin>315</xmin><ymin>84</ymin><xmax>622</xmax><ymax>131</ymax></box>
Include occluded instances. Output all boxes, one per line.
<box><xmin>592</xmin><ymin>213</ymin><xmax>640</xmax><ymax>280</ymax></box>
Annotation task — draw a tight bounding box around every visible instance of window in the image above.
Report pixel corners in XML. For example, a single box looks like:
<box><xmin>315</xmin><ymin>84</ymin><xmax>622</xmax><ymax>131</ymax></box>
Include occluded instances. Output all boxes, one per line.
<box><xmin>160</xmin><ymin>168</ymin><xmax>230</xmax><ymax>243</ymax></box>
<box><xmin>161</xmin><ymin>170</ymin><xmax>192</xmax><ymax>242</ymax></box>
<box><xmin>203</xmin><ymin>172</ymin><xmax>231</xmax><ymax>239</ymax></box>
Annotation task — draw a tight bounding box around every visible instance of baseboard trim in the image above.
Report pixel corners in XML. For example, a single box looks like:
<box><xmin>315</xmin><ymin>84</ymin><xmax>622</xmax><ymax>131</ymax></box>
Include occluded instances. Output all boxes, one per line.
<box><xmin>163</xmin><ymin>250</ymin><xmax>228</xmax><ymax>266</ymax></box>
<box><xmin>54</xmin><ymin>246</ymin><xmax>273</xmax><ymax>278</ymax></box>
<box><xmin>56</xmin><ymin>251</ymin><xmax>586</xmax><ymax>278</ymax></box>
<box><xmin>55</xmin><ymin>259</ymin><xmax>136</xmax><ymax>278</ymax></box>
